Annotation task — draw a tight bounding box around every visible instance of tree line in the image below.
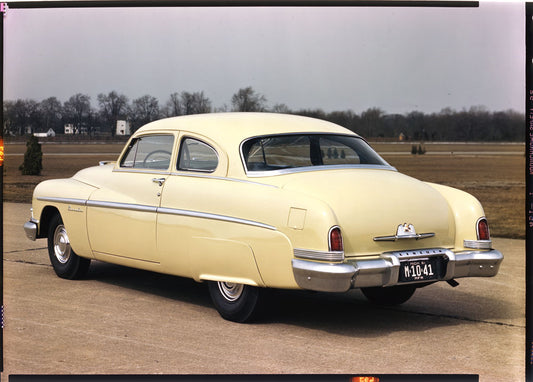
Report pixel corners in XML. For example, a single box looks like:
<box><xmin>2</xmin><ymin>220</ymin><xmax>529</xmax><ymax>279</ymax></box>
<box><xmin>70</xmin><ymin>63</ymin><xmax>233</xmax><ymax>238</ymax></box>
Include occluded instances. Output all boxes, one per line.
<box><xmin>3</xmin><ymin>87</ymin><xmax>524</xmax><ymax>141</ymax></box>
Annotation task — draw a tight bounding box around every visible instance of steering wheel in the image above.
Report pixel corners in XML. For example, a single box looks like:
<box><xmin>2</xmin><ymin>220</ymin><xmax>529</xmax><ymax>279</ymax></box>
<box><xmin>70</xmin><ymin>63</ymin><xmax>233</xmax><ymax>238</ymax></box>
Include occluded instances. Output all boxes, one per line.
<box><xmin>142</xmin><ymin>150</ymin><xmax>172</xmax><ymax>168</ymax></box>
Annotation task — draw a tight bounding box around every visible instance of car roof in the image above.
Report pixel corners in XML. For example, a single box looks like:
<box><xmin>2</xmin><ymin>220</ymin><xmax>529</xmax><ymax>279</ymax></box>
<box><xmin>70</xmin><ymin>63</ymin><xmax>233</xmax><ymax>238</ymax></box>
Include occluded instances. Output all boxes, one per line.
<box><xmin>134</xmin><ymin>113</ymin><xmax>358</xmax><ymax>145</ymax></box>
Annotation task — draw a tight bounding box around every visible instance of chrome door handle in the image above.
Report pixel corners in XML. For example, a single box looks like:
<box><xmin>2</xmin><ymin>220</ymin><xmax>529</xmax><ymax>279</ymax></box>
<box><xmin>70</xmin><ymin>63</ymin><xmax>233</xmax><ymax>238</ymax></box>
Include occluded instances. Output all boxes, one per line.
<box><xmin>152</xmin><ymin>178</ymin><xmax>166</xmax><ymax>186</ymax></box>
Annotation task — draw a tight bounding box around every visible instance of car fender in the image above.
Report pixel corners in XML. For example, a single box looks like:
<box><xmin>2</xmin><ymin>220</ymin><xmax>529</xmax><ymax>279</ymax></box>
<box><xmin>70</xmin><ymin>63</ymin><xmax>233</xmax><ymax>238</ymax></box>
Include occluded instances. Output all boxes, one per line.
<box><xmin>32</xmin><ymin>178</ymin><xmax>98</xmax><ymax>258</ymax></box>
<box><xmin>425</xmin><ymin>182</ymin><xmax>485</xmax><ymax>249</ymax></box>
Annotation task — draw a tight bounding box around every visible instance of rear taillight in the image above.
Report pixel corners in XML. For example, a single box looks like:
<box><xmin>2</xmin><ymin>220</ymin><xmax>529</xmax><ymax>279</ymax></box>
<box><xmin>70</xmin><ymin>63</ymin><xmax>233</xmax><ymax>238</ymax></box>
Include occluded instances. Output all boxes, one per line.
<box><xmin>477</xmin><ymin>218</ymin><xmax>490</xmax><ymax>241</ymax></box>
<box><xmin>329</xmin><ymin>226</ymin><xmax>343</xmax><ymax>252</ymax></box>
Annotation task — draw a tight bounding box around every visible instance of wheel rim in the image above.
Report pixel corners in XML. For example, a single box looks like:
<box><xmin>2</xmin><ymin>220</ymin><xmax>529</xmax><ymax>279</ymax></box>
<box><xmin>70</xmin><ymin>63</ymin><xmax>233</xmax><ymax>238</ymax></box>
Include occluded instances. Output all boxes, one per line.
<box><xmin>217</xmin><ymin>282</ymin><xmax>244</xmax><ymax>302</ymax></box>
<box><xmin>53</xmin><ymin>224</ymin><xmax>71</xmax><ymax>264</ymax></box>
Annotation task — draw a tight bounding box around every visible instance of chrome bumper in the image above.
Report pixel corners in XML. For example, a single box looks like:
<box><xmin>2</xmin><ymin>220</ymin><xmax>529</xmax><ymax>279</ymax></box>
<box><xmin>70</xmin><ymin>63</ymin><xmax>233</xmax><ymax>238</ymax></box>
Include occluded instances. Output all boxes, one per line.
<box><xmin>23</xmin><ymin>219</ymin><xmax>38</xmax><ymax>241</ymax></box>
<box><xmin>292</xmin><ymin>248</ymin><xmax>504</xmax><ymax>293</ymax></box>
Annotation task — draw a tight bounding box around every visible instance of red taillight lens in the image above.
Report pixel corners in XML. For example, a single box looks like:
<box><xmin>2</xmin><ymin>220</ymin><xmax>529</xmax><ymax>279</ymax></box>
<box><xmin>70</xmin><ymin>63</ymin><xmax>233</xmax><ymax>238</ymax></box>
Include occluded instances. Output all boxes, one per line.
<box><xmin>477</xmin><ymin>218</ymin><xmax>490</xmax><ymax>240</ymax></box>
<box><xmin>329</xmin><ymin>227</ymin><xmax>343</xmax><ymax>252</ymax></box>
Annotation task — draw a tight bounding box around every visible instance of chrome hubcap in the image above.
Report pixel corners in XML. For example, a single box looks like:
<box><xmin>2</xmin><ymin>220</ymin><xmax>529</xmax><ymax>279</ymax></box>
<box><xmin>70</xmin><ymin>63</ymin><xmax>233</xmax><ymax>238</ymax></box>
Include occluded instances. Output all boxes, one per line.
<box><xmin>217</xmin><ymin>282</ymin><xmax>244</xmax><ymax>302</ymax></box>
<box><xmin>53</xmin><ymin>225</ymin><xmax>71</xmax><ymax>264</ymax></box>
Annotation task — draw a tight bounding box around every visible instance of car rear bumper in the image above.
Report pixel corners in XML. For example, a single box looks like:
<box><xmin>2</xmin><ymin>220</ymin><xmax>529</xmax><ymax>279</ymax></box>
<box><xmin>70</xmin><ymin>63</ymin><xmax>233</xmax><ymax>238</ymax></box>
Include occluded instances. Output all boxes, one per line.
<box><xmin>23</xmin><ymin>219</ymin><xmax>39</xmax><ymax>241</ymax></box>
<box><xmin>291</xmin><ymin>248</ymin><xmax>504</xmax><ymax>293</ymax></box>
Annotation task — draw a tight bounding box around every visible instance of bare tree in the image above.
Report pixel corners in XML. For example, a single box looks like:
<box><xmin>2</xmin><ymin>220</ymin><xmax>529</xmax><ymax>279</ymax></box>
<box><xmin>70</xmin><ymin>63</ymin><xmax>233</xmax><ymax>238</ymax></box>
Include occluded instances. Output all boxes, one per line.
<box><xmin>231</xmin><ymin>87</ymin><xmax>267</xmax><ymax>112</ymax></box>
<box><xmin>130</xmin><ymin>95</ymin><xmax>160</xmax><ymax>131</ymax></box>
<box><xmin>64</xmin><ymin>93</ymin><xmax>92</xmax><ymax>133</ymax></box>
<box><xmin>3</xmin><ymin>99</ymin><xmax>39</xmax><ymax>135</ymax></box>
<box><xmin>39</xmin><ymin>97</ymin><xmax>63</xmax><ymax>133</ymax></box>
<box><xmin>97</xmin><ymin>91</ymin><xmax>129</xmax><ymax>136</ymax></box>
<box><xmin>163</xmin><ymin>91</ymin><xmax>212</xmax><ymax>116</ymax></box>
<box><xmin>163</xmin><ymin>92</ymin><xmax>183</xmax><ymax>117</ymax></box>
<box><xmin>271</xmin><ymin>103</ymin><xmax>291</xmax><ymax>114</ymax></box>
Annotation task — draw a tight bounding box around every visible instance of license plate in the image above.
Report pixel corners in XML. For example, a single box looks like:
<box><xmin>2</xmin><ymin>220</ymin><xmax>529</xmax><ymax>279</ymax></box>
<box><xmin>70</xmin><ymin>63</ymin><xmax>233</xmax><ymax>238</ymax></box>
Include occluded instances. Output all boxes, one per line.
<box><xmin>399</xmin><ymin>258</ymin><xmax>439</xmax><ymax>283</ymax></box>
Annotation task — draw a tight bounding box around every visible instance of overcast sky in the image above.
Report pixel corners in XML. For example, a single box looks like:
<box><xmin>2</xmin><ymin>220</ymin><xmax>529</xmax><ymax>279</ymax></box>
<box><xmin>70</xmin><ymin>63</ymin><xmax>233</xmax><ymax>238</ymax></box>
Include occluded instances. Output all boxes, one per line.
<box><xmin>3</xmin><ymin>2</ymin><xmax>525</xmax><ymax>115</ymax></box>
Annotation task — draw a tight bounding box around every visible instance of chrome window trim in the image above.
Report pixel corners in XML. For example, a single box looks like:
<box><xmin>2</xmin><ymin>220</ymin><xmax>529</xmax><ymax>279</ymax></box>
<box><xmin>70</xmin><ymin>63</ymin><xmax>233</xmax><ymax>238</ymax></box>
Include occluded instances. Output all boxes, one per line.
<box><xmin>239</xmin><ymin>132</ymin><xmax>396</xmax><ymax>177</ymax></box>
<box><xmin>293</xmin><ymin>248</ymin><xmax>344</xmax><ymax>262</ymax></box>
<box><xmin>246</xmin><ymin>164</ymin><xmax>397</xmax><ymax>178</ymax></box>
<box><xmin>113</xmin><ymin>168</ymin><xmax>172</xmax><ymax>175</ymax></box>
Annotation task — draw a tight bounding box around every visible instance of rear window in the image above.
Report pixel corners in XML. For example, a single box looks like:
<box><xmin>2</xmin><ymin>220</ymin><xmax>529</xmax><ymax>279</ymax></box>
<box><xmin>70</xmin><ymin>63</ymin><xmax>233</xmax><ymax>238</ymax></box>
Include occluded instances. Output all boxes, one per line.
<box><xmin>241</xmin><ymin>134</ymin><xmax>388</xmax><ymax>173</ymax></box>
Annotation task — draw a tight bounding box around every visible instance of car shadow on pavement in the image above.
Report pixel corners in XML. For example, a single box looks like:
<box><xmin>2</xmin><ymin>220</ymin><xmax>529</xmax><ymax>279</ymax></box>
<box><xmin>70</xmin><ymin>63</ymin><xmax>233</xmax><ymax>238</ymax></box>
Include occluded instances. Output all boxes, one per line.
<box><xmin>86</xmin><ymin>260</ymin><xmax>213</xmax><ymax>308</ymax></box>
<box><xmin>84</xmin><ymin>260</ymin><xmax>518</xmax><ymax>336</ymax></box>
<box><xmin>258</xmin><ymin>287</ymin><xmax>521</xmax><ymax>336</ymax></box>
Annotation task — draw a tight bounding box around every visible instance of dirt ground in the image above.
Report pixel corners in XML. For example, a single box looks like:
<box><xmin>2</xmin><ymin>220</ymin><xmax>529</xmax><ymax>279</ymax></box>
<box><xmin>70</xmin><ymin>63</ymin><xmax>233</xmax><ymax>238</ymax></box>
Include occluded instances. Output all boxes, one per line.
<box><xmin>3</xmin><ymin>141</ymin><xmax>525</xmax><ymax>238</ymax></box>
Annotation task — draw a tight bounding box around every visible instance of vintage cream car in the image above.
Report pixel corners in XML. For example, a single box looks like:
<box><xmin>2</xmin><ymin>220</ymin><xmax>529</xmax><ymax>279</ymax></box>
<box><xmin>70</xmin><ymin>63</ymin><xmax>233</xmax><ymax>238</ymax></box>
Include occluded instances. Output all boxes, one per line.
<box><xmin>24</xmin><ymin>113</ymin><xmax>503</xmax><ymax>322</ymax></box>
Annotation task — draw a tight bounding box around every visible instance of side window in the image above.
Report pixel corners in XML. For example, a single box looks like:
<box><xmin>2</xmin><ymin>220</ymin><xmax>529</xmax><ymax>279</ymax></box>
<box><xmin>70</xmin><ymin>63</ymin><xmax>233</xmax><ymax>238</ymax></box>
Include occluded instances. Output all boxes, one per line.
<box><xmin>177</xmin><ymin>138</ymin><xmax>218</xmax><ymax>173</ymax></box>
<box><xmin>120</xmin><ymin>135</ymin><xmax>174</xmax><ymax>170</ymax></box>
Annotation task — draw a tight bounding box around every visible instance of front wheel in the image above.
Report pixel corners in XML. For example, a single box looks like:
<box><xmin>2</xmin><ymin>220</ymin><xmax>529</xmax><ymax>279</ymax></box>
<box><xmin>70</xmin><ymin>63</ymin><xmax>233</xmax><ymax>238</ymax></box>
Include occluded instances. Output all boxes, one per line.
<box><xmin>47</xmin><ymin>213</ymin><xmax>91</xmax><ymax>279</ymax></box>
<box><xmin>361</xmin><ymin>285</ymin><xmax>416</xmax><ymax>305</ymax></box>
<box><xmin>207</xmin><ymin>281</ymin><xmax>262</xmax><ymax>323</ymax></box>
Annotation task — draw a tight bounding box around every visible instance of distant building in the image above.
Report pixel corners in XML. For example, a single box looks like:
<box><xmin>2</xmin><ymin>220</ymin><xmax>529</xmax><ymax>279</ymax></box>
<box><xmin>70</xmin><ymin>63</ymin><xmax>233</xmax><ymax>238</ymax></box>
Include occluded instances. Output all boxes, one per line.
<box><xmin>64</xmin><ymin>124</ymin><xmax>74</xmax><ymax>134</ymax></box>
<box><xmin>399</xmin><ymin>132</ymin><xmax>406</xmax><ymax>141</ymax></box>
<box><xmin>116</xmin><ymin>120</ymin><xmax>131</xmax><ymax>136</ymax></box>
<box><xmin>34</xmin><ymin>128</ymin><xmax>56</xmax><ymax>138</ymax></box>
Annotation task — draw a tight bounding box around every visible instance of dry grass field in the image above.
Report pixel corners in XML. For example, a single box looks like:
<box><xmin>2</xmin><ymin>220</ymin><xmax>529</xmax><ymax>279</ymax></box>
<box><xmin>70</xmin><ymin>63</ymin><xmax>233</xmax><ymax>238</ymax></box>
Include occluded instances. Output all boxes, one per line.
<box><xmin>3</xmin><ymin>141</ymin><xmax>525</xmax><ymax>239</ymax></box>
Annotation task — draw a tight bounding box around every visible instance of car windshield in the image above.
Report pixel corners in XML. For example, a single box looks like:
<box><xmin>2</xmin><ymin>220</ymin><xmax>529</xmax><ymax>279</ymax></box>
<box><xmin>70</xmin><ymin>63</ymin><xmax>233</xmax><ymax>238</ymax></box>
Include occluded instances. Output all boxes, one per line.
<box><xmin>241</xmin><ymin>134</ymin><xmax>389</xmax><ymax>173</ymax></box>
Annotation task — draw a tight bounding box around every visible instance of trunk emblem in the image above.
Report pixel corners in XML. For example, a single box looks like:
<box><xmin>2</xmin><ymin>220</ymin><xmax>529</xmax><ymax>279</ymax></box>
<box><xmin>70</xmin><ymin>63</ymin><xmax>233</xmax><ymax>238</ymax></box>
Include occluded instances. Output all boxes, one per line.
<box><xmin>373</xmin><ymin>223</ymin><xmax>435</xmax><ymax>242</ymax></box>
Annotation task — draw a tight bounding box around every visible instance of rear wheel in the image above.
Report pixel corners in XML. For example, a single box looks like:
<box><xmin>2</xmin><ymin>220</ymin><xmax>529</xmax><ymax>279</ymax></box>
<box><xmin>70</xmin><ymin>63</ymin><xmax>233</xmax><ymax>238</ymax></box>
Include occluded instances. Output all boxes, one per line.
<box><xmin>361</xmin><ymin>285</ymin><xmax>416</xmax><ymax>305</ymax></box>
<box><xmin>47</xmin><ymin>213</ymin><xmax>91</xmax><ymax>279</ymax></box>
<box><xmin>207</xmin><ymin>281</ymin><xmax>262</xmax><ymax>323</ymax></box>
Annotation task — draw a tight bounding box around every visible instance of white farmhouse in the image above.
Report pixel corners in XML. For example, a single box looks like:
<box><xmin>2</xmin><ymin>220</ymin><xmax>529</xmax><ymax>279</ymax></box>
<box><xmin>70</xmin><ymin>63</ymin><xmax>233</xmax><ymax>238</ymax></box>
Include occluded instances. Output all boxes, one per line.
<box><xmin>64</xmin><ymin>124</ymin><xmax>74</xmax><ymax>134</ymax></box>
<box><xmin>116</xmin><ymin>120</ymin><xmax>131</xmax><ymax>136</ymax></box>
<box><xmin>34</xmin><ymin>128</ymin><xmax>56</xmax><ymax>138</ymax></box>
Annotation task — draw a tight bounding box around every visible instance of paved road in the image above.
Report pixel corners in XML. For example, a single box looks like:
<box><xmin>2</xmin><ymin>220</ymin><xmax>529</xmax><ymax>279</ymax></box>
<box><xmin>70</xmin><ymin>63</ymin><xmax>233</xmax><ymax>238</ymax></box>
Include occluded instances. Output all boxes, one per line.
<box><xmin>2</xmin><ymin>203</ymin><xmax>525</xmax><ymax>381</ymax></box>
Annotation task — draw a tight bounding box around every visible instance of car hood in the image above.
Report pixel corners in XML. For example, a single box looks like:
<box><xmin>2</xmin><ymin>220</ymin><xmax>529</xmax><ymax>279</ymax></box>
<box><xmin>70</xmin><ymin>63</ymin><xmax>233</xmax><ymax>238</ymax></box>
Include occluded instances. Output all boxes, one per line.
<box><xmin>272</xmin><ymin>168</ymin><xmax>455</xmax><ymax>256</ymax></box>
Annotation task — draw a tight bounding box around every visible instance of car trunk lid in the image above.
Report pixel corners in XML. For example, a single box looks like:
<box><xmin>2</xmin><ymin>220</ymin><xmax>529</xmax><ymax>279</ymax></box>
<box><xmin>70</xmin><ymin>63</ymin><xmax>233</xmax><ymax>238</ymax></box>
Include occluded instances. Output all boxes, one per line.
<box><xmin>277</xmin><ymin>168</ymin><xmax>455</xmax><ymax>257</ymax></box>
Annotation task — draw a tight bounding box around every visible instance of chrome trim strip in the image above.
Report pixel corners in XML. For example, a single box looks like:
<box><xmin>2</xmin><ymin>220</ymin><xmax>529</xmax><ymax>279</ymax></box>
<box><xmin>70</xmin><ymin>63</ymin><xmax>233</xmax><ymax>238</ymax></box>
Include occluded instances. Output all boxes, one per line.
<box><xmin>157</xmin><ymin>207</ymin><xmax>276</xmax><ymax>230</ymax></box>
<box><xmin>293</xmin><ymin>248</ymin><xmax>344</xmax><ymax>262</ymax></box>
<box><xmin>246</xmin><ymin>164</ymin><xmax>397</xmax><ymax>178</ymax></box>
<box><xmin>464</xmin><ymin>239</ymin><xmax>492</xmax><ymax>249</ymax></box>
<box><xmin>86</xmin><ymin>200</ymin><xmax>158</xmax><ymax>213</ymax></box>
<box><xmin>373</xmin><ymin>232</ymin><xmax>435</xmax><ymax>242</ymax></box>
<box><xmin>113</xmin><ymin>168</ymin><xmax>171</xmax><ymax>175</ymax></box>
<box><xmin>38</xmin><ymin>197</ymin><xmax>275</xmax><ymax>231</ymax></box>
<box><xmin>37</xmin><ymin>197</ymin><xmax>87</xmax><ymax>206</ymax></box>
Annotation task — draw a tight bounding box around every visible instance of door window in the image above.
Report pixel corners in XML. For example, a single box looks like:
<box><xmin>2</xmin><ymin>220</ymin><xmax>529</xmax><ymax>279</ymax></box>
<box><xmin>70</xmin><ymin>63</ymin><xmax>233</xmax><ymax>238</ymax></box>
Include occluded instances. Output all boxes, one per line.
<box><xmin>120</xmin><ymin>135</ymin><xmax>174</xmax><ymax>170</ymax></box>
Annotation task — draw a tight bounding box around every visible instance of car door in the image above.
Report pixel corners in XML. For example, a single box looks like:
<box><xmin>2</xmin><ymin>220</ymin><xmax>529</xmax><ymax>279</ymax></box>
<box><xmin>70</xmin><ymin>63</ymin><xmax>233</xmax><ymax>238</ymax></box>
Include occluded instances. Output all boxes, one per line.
<box><xmin>87</xmin><ymin>133</ymin><xmax>176</xmax><ymax>264</ymax></box>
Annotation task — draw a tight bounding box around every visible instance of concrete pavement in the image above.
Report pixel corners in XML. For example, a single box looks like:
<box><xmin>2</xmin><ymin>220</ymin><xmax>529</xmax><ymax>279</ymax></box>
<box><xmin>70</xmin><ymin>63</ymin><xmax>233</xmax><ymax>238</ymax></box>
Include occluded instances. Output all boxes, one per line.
<box><xmin>1</xmin><ymin>202</ymin><xmax>525</xmax><ymax>381</ymax></box>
